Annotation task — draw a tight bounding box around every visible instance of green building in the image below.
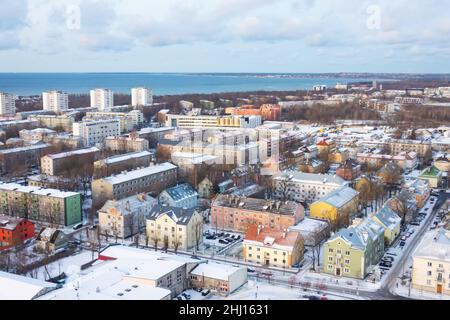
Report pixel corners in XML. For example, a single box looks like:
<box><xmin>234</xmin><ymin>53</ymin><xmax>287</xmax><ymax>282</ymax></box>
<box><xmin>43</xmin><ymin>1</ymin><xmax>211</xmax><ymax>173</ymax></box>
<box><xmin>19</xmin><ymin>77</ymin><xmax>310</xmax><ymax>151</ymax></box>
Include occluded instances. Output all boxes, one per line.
<box><xmin>419</xmin><ymin>166</ymin><xmax>443</xmax><ymax>188</ymax></box>
<box><xmin>323</xmin><ymin>218</ymin><xmax>385</xmax><ymax>279</ymax></box>
<box><xmin>0</xmin><ymin>183</ymin><xmax>82</xmax><ymax>227</ymax></box>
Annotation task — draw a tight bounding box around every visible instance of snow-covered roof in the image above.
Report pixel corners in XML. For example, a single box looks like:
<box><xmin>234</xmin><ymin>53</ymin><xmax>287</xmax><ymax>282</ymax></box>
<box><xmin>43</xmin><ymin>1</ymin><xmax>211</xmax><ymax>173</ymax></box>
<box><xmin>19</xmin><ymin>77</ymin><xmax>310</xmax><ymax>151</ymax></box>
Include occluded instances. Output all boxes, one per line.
<box><xmin>0</xmin><ymin>143</ymin><xmax>49</xmax><ymax>154</ymax></box>
<box><xmin>100</xmin><ymin>162</ymin><xmax>177</xmax><ymax>185</ymax></box>
<box><xmin>276</xmin><ymin>171</ymin><xmax>347</xmax><ymax>186</ymax></box>
<box><xmin>190</xmin><ymin>262</ymin><xmax>245</xmax><ymax>281</ymax></box>
<box><xmin>100</xmin><ymin>151</ymin><xmax>152</xmax><ymax>165</ymax></box>
<box><xmin>413</xmin><ymin>229</ymin><xmax>450</xmax><ymax>262</ymax></box>
<box><xmin>45</xmin><ymin>147</ymin><xmax>99</xmax><ymax>160</ymax></box>
<box><xmin>314</xmin><ymin>186</ymin><xmax>359</xmax><ymax>208</ymax></box>
<box><xmin>0</xmin><ymin>183</ymin><xmax>79</xmax><ymax>199</ymax></box>
<box><xmin>0</xmin><ymin>271</ymin><xmax>56</xmax><ymax>300</ymax></box>
<box><xmin>161</xmin><ymin>183</ymin><xmax>198</xmax><ymax>202</ymax></box>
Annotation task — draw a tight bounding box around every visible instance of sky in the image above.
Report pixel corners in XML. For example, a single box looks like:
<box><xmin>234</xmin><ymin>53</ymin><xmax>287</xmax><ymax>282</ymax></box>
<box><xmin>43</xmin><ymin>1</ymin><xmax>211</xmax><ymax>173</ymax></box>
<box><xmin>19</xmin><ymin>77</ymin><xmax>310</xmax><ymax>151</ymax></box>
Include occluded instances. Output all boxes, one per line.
<box><xmin>0</xmin><ymin>0</ymin><xmax>449</xmax><ymax>73</ymax></box>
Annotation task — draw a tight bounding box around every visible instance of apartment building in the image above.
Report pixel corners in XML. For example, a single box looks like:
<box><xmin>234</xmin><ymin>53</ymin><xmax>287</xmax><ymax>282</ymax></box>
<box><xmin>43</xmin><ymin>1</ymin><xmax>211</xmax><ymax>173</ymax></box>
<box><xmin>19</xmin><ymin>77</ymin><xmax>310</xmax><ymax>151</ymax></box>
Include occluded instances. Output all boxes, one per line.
<box><xmin>0</xmin><ymin>144</ymin><xmax>50</xmax><ymax>174</ymax></box>
<box><xmin>323</xmin><ymin>218</ymin><xmax>385</xmax><ymax>279</ymax></box>
<box><xmin>243</xmin><ymin>224</ymin><xmax>304</xmax><ymax>268</ymax></box>
<box><xmin>40</xmin><ymin>147</ymin><xmax>100</xmax><ymax>176</ymax></box>
<box><xmin>94</xmin><ymin>151</ymin><xmax>152</xmax><ymax>178</ymax></box>
<box><xmin>0</xmin><ymin>93</ymin><xmax>16</xmax><ymax>116</ymax></box>
<box><xmin>19</xmin><ymin>128</ymin><xmax>57</xmax><ymax>143</ymax></box>
<box><xmin>43</xmin><ymin>133</ymin><xmax>84</xmax><ymax>149</ymax></box>
<box><xmin>165</xmin><ymin>114</ymin><xmax>262</xmax><ymax>129</ymax></box>
<box><xmin>274</xmin><ymin>172</ymin><xmax>348</xmax><ymax>203</ymax></box>
<box><xmin>138</xmin><ymin>126</ymin><xmax>175</xmax><ymax>148</ymax></box>
<box><xmin>388</xmin><ymin>139</ymin><xmax>432</xmax><ymax>159</ymax></box>
<box><xmin>90</xmin><ymin>89</ymin><xmax>114</xmax><ymax>111</ymax></box>
<box><xmin>0</xmin><ymin>183</ymin><xmax>82</xmax><ymax>227</ymax></box>
<box><xmin>29</xmin><ymin>114</ymin><xmax>75</xmax><ymax>131</ymax></box>
<box><xmin>73</xmin><ymin>119</ymin><xmax>121</xmax><ymax>147</ymax></box>
<box><xmin>356</xmin><ymin>151</ymin><xmax>419</xmax><ymax>171</ymax></box>
<box><xmin>211</xmin><ymin>195</ymin><xmax>305</xmax><ymax>233</ymax></box>
<box><xmin>412</xmin><ymin>229</ymin><xmax>450</xmax><ymax>296</ymax></box>
<box><xmin>146</xmin><ymin>204</ymin><xmax>204</xmax><ymax>251</ymax></box>
<box><xmin>131</xmin><ymin>87</ymin><xmax>153</xmax><ymax>107</ymax></box>
<box><xmin>42</xmin><ymin>91</ymin><xmax>69</xmax><ymax>113</ymax></box>
<box><xmin>92</xmin><ymin>163</ymin><xmax>178</xmax><ymax>207</ymax></box>
<box><xmin>84</xmin><ymin>110</ymin><xmax>144</xmax><ymax>133</ymax></box>
<box><xmin>104</xmin><ymin>135</ymin><xmax>149</xmax><ymax>153</ymax></box>
<box><xmin>98</xmin><ymin>193</ymin><xmax>157</xmax><ymax>239</ymax></box>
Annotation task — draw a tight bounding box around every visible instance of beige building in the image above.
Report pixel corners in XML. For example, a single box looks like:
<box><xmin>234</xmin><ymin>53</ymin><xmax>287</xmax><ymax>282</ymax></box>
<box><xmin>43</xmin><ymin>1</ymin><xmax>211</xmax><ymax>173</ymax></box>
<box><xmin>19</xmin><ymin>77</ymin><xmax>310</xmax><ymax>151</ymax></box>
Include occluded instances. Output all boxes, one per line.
<box><xmin>104</xmin><ymin>135</ymin><xmax>149</xmax><ymax>153</ymax></box>
<box><xmin>146</xmin><ymin>205</ymin><xmax>204</xmax><ymax>251</ymax></box>
<box><xmin>388</xmin><ymin>139</ymin><xmax>432</xmax><ymax>159</ymax></box>
<box><xmin>94</xmin><ymin>151</ymin><xmax>153</xmax><ymax>178</ymax></box>
<box><xmin>243</xmin><ymin>224</ymin><xmax>304</xmax><ymax>269</ymax></box>
<box><xmin>190</xmin><ymin>263</ymin><xmax>248</xmax><ymax>296</ymax></box>
<box><xmin>41</xmin><ymin>147</ymin><xmax>100</xmax><ymax>176</ymax></box>
<box><xmin>98</xmin><ymin>194</ymin><xmax>157</xmax><ymax>240</ymax></box>
<box><xmin>92</xmin><ymin>162</ymin><xmax>177</xmax><ymax>207</ymax></box>
<box><xmin>412</xmin><ymin>229</ymin><xmax>450</xmax><ymax>296</ymax></box>
<box><xmin>29</xmin><ymin>114</ymin><xmax>75</xmax><ymax>131</ymax></box>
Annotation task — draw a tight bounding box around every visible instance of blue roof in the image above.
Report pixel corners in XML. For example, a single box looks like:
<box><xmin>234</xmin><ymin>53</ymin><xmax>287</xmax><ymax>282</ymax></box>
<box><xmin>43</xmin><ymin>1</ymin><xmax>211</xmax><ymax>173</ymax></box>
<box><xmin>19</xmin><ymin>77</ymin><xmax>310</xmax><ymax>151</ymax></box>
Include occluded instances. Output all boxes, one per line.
<box><xmin>164</xmin><ymin>183</ymin><xmax>198</xmax><ymax>201</ymax></box>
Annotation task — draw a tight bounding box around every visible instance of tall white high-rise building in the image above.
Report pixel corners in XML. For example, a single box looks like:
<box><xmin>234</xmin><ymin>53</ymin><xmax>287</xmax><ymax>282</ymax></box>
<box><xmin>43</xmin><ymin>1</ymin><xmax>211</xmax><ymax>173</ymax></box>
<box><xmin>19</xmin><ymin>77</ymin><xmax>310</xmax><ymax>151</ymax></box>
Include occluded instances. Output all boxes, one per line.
<box><xmin>90</xmin><ymin>89</ymin><xmax>114</xmax><ymax>111</ymax></box>
<box><xmin>0</xmin><ymin>93</ymin><xmax>16</xmax><ymax>115</ymax></box>
<box><xmin>42</xmin><ymin>91</ymin><xmax>69</xmax><ymax>113</ymax></box>
<box><xmin>131</xmin><ymin>87</ymin><xmax>153</xmax><ymax>107</ymax></box>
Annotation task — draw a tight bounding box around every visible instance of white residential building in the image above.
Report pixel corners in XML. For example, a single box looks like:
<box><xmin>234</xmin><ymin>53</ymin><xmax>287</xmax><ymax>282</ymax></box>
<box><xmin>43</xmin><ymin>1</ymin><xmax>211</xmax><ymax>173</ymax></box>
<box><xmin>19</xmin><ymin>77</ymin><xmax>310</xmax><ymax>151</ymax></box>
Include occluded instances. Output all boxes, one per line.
<box><xmin>0</xmin><ymin>93</ymin><xmax>16</xmax><ymax>115</ymax></box>
<box><xmin>42</xmin><ymin>91</ymin><xmax>69</xmax><ymax>113</ymax></box>
<box><xmin>131</xmin><ymin>87</ymin><xmax>153</xmax><ymax>107</ymax></box>
<box><xmin>73</xmin><ymin>119</ymin><xmax>121</xmax><ymax>147</ymax></box>
<box><xmin>165</xmin><ymin>114</ymin><xmax>262</xmax><ymax>129</ymax></box>
<box><xmin>84</xmin><ymin>110</ymin><xmax>144</xmax><ymax>133</ymax></box>
<box><xmin>274</xmin><ymin>171</ymin><xmax>348</xmax><ymax>203</ymax></box>
<box><xmin>90</xmin><ymin>89</ymin><xmax>114</xmax><ymax>111</ymax></box>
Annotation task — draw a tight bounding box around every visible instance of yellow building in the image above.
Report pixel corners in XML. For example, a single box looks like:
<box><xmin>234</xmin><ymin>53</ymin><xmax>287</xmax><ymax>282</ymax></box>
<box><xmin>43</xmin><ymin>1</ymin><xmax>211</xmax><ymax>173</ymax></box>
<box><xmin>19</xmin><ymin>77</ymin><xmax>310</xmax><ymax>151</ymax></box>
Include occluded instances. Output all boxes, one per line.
<box><xmin>370</xmin><ymin>203</ymin><xmax>402</xmax><ymax>246</ymax></box>
<box><xmin>243</xmin><ymin>224</ymin><xmax>304</xmax><ymax>269</ymax></box>
<box><xmin>146</xmin><ymin>205</ymin><xmax>204</xmax><ymax>252</ymax></box>
<box><xmin>310</xmin><ymin>186</ymin><xmax>359</xmax><ymax>229</ymax></box>
<box><xmin>328</xmin><ymin>149</ymin><xmax>350</xmax><ymax>164</ymax></box>
<box><xmin>412</xmin><ymin>229</ymin><xmax>450</xmax><ymax>296</ymax></box>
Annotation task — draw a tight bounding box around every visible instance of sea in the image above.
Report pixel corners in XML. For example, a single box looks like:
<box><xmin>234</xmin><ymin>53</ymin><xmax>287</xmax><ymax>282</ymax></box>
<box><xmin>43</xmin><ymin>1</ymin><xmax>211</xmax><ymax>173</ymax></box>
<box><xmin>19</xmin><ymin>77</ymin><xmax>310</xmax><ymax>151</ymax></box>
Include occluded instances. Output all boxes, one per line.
<box><xmin>0</xmin><ymin>73</ymin><xmax>378</xmax><ymax>96</ymax></box>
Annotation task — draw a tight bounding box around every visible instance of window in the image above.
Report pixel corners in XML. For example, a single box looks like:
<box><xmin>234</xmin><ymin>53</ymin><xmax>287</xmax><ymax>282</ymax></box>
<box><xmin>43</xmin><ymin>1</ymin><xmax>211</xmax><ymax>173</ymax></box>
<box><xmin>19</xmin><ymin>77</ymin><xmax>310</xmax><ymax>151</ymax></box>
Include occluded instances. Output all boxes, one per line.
<box><xmin>328</xmin><ymin>256</ymin><xmax>333</xmax><ymax>262</ymax></box>
<box><xmin>428</xmin><ymin>262</ymin><xmax>432</xmax><ymax>267</ymax></box>
<box><xmin>345</xmin><ymin>259</ymin><xmax>350</xmax><ymax>265</ymax></box>
<box><xmin>426</xmin><ymin>280</ymin><xmax>431</xmax><ymax>285</ymax></box>
<box><xmin>328</xmin><ymin>248</ymin><xmax>333</xmax><ymax>253</ymax></box>
<box><xmin>327</xmin><ymin>265</ymin><xmax>333</xmax><ymax>271</ymax></box>
<box><xmin>344</xmin><ymin>268</ymin><xmax>350</xmax><ymax>274</ymax></box>
<box><xmin>345</xmin><ymin>251</ymin><xmax>350</xmax><ymax>256</ymax></box>
<box><xmin>427</xmin><ymin>271</ymin><xmax>432</xmax><ymax>276</ymax></box>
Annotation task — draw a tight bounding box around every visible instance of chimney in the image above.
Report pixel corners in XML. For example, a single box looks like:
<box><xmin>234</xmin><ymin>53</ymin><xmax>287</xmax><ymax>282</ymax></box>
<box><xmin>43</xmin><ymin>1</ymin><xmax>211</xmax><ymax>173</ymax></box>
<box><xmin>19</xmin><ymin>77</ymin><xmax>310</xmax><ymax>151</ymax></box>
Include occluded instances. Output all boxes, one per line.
<box><xmin>283</xmin><ymin>229</ymin><xmax>287</xmax><ymax>239</ymax></box>
<box><xmin>257</xmin><ymin>225</ymin><xmax>261</xmax><ymax>235</ymax></box>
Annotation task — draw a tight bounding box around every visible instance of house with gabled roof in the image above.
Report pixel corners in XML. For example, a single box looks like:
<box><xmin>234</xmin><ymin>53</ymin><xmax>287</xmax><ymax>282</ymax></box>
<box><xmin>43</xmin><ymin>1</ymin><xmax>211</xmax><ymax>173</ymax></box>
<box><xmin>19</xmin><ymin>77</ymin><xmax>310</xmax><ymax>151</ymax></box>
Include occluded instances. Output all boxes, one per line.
<box><xmin>158</xmin><ymin>183</ymin><xmax>198</xmax><ymax>209</ymax></box>
<box><xmin>323</xmin><ymin>218</ymin><xmax>384</xmax><ymax>279</ymax></box>
<box><xmin>309</xmin><ymin>186</ymin><xmax>359</xmax><ymax>230</ymax></box>
<box><xmin>371</xmin><ymin>203</ymin><xmax>402</xmax><ymax>246</ymax></box>
<box><xmin>146</xmin><ymin>204</ymin><xmax>204</xmax><ymax>252</ymax></box>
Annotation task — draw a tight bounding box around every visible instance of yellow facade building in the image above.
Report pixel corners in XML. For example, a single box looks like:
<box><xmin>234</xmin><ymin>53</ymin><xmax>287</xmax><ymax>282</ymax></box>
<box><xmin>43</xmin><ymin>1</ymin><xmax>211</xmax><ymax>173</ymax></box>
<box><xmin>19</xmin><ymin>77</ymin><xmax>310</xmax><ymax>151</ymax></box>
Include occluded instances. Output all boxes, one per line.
<box><xmin>309</xmin><ymin>186</ymin><xmax>359</xmax><ymax>229</ymax></box>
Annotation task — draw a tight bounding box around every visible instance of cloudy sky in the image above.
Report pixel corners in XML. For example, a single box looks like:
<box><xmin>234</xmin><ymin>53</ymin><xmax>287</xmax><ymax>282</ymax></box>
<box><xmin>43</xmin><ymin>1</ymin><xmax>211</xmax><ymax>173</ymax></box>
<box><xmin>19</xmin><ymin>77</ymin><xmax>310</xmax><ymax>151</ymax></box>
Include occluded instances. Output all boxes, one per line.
<box><xmin>1</xmin><ymin>0</ymin><xmax>449</xmax><ymax>73</ymax></box>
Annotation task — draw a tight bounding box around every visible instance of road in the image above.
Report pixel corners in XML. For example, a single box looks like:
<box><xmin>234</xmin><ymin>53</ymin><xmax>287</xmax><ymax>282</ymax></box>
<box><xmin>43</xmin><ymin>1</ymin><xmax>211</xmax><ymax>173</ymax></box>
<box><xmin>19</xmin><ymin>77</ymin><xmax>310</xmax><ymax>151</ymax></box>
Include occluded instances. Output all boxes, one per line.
<box><xmin>380</xmin><ymin>191</ymin><xmax>449</xmax><ymax>298</ymax></box>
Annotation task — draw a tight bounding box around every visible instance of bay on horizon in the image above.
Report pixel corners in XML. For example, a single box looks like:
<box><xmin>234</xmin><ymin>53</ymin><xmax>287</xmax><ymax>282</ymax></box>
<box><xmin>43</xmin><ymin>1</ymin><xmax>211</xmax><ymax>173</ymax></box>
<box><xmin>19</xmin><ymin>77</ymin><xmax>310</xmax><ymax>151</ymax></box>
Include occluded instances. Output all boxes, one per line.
<box><xmin>0</xmin><ymin>73</ymin><xmax>377</xmax><ymax>96</ymax></box>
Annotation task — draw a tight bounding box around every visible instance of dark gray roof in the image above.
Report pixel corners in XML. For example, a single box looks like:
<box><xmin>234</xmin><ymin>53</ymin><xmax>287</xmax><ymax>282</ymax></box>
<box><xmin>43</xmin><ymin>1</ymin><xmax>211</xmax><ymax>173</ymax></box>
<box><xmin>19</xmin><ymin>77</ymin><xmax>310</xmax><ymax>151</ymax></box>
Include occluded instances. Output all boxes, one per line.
<box><xmin>147</xmin><ymin>205</ymin><xmax>198</xmax><ymax>225</ymax></box>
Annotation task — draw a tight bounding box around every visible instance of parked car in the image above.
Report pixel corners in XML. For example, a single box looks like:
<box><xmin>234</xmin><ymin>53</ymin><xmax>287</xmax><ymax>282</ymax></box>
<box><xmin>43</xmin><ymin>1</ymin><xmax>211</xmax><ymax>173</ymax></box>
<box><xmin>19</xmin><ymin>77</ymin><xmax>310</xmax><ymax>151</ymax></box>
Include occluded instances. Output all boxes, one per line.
<box><xmin>182</xmin><ymin>293</ymin><xmax>191</xmax><ymax>300</ymax></box>
<box><xmin>308</xmin><ymin>296</ymin><xmax>320</xmax><ymax>300</ymax></box>
<box><xmin>247</xmin><ymin>268</ymin><xmax>256</xmax><ymax>273</ymax></box>
<box><xmin>201</xmin><ymin>289</ymin><xmax>211</xmax><ymax>296</ymax></box>
<box><xmin>219</xmin><ymin>239</ymin><xmax>228</xmax><ymax>245</ymax></box>
<box><xmin>400</xmin><ymin>241</ymin><xmax>406</xmax><ymax>247</ymax></box>
<box><xmin>73</xmin><ymin>223</ymin><xmax>83</xmax><ymax>230</ymax></box>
